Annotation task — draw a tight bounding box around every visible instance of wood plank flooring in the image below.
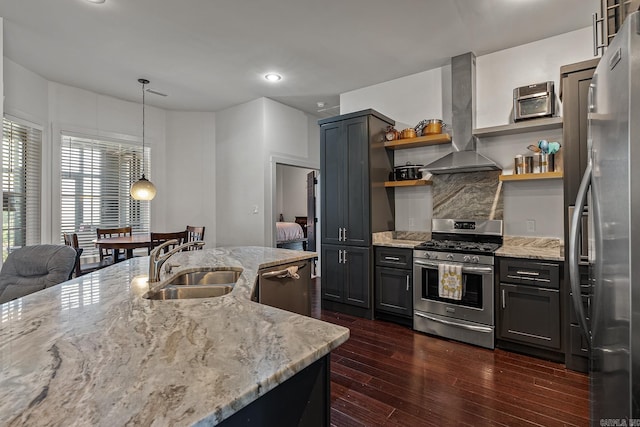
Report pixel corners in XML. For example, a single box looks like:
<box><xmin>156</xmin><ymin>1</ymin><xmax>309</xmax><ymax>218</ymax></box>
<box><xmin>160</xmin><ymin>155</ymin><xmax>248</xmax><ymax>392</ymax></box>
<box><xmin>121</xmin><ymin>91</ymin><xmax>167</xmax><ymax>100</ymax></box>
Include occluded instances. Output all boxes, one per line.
<box><xmin>309</xmin><ymin>279</ymin><xmax>589</xmax><ymax>426</ymax></box>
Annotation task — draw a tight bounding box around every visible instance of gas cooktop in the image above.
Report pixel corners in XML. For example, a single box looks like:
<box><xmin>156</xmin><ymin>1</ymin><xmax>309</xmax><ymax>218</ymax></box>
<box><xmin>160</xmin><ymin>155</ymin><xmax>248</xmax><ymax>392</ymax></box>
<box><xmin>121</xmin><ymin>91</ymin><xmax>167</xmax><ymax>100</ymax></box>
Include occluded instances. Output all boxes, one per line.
<box><xmin>414</xmin><ymin>239</ymin><xmax>502</xmax><ymax>255</ymax></box>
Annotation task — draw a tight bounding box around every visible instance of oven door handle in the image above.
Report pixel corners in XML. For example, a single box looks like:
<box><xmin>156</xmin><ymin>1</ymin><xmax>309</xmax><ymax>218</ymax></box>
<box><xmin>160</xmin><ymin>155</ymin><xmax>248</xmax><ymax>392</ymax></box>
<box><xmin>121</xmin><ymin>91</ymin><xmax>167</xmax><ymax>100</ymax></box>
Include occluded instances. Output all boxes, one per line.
<box><xmin>415</xmin><ymin>312</ymin><xmax>493</xmax><ymax>333</ymax></box>
<box><xmin>413</xmin><ymin>260</ymin><xmax>493</xmax><ymax>275</ymax></box>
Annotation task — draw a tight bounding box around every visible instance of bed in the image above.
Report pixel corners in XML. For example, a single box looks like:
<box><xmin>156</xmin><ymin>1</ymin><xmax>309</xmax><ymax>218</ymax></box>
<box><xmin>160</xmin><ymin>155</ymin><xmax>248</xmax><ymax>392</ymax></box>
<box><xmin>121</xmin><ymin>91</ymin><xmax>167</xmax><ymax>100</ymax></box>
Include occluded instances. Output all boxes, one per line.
<box><xmin>276</xmin><ymin>221</ymin><xmax>307</xmax><ymax>250</ymax></box>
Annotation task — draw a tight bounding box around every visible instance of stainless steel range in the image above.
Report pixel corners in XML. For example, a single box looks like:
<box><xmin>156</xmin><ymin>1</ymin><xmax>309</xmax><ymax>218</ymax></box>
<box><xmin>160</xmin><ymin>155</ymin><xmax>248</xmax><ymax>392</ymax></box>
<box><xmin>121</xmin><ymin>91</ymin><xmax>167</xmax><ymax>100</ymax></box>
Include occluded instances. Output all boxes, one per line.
<box><xmin>413</xmin><ymin>219</ymin><xmax>503</xmax><ymax>349</ymax></box>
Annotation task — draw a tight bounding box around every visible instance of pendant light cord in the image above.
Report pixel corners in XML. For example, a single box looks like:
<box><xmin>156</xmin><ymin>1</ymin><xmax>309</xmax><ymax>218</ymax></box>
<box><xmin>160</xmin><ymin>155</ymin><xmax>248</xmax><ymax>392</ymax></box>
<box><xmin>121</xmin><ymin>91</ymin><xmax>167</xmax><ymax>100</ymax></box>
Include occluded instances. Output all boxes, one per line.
<box><xmin>141</xmin><ymin>80</ymin><xmax>146</xmax><ymax>176</ymax></box>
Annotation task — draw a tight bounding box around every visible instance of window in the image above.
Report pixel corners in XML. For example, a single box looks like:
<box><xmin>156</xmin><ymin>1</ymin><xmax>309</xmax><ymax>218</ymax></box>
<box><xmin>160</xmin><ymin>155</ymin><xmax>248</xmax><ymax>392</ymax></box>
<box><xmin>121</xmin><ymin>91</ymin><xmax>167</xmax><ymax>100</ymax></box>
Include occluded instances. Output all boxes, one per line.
<box><xmin>2</xmin><ymin>118</ymin><xmax>42</xmax><ymax>260</ymax></box>
<box><xmin>60</xmin><ymin>134</ymin><xmax>150</xmax><ymax>257</ymax></box>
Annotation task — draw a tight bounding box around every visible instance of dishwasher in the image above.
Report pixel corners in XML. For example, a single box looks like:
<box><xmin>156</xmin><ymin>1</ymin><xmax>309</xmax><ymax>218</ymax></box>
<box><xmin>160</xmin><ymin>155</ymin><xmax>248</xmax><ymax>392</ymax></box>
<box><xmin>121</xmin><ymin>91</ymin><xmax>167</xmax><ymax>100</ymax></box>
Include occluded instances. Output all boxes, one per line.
<box><xmin>256</xmin><ymin>259</ymin><xmax>311</xmax><ymax>316</ymax></box>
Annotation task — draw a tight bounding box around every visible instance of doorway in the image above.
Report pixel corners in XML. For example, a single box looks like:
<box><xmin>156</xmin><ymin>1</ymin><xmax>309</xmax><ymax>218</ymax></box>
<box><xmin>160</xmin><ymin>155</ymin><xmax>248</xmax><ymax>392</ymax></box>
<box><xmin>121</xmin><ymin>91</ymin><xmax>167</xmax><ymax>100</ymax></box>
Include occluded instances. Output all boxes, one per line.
<box><xmin>275</xmin><ymin>163</ymin><xmax>320</xmax><ymax>274</ymax></box>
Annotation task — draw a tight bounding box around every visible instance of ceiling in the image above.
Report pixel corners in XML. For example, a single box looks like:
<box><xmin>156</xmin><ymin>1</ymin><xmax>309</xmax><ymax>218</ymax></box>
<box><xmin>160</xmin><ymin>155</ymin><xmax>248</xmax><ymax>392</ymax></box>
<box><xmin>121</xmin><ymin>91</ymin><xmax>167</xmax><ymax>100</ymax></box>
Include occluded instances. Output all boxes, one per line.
<box><xmin>0</xmin><ymin>0</ymin><xmax>596</xmax><ymax>118</ymax></box>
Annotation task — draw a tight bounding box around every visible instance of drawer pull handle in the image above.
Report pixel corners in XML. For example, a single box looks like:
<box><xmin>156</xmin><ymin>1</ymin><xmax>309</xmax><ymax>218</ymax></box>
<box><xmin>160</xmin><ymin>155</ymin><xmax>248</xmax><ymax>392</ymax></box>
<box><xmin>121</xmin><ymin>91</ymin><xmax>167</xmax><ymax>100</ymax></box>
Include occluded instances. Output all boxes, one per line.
<box><xmin>384</xmin><ymin>256</ymin><xmax>401</xmax><ymax>261</ymax></box>
<box><xmin>415</xmin><ymin>312</ymin><xmax>493</xmax><ymax>333</ymax></box>
<box><xmin>516</xmin><ymin>270</ymin><xmax>540</xmax><ymax>276</ymax></box>
<box><xmin>406</xmin><ymin>275</ymin><xmax>409</xmax><ymax>291</ymax></box>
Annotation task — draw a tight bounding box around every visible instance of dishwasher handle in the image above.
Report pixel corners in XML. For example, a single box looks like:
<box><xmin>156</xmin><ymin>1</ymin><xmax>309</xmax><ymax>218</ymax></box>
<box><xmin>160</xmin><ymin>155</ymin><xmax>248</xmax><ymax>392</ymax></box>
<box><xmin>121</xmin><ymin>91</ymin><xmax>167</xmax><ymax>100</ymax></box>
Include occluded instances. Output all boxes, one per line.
<box><xmin>261</xmin><ymin>263</ymin><xmax>307</xmax><ymax>279</ymax></box>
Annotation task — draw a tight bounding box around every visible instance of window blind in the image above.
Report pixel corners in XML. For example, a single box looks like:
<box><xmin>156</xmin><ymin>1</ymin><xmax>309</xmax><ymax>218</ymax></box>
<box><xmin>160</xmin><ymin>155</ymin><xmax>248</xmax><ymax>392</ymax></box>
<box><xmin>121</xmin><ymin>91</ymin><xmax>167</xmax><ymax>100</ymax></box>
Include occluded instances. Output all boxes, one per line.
<box><xmin>2</xmin><ymin>118</ymin><xmax>42</xmax><ymax>260</ymax></box>
<box><xmin>60</xmin><ymin>134</ymin><xmax>150</xmax><ymax>258</ymax></box>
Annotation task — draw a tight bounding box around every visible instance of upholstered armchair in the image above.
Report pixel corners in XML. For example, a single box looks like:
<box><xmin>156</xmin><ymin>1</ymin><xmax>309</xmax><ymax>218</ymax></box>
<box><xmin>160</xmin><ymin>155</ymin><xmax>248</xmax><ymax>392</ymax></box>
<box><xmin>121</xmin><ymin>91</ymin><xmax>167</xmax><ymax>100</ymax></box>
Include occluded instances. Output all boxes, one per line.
<box><xmin>0</xmin><ymin>245</ymin><xmax>77</xmax><ymax>304</ymax></box>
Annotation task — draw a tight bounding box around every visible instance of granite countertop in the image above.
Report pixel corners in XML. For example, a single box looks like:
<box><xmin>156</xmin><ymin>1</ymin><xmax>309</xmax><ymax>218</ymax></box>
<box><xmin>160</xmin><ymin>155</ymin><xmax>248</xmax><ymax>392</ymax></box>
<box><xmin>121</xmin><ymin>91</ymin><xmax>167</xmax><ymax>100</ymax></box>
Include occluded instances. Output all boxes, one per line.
<box><xmin>496</xmin><ymin>237</ymin><xmax>564</xmax><ymax>261</ymax></box>
<box><xmin>0</xmin><ymin>247</ymin><xmax>349</xmax><ymax>426</ymax></box>
<box><xmin>372</xmin><ymin>231</ymin><xmax>430</xmax><ymax>249</ymax></box>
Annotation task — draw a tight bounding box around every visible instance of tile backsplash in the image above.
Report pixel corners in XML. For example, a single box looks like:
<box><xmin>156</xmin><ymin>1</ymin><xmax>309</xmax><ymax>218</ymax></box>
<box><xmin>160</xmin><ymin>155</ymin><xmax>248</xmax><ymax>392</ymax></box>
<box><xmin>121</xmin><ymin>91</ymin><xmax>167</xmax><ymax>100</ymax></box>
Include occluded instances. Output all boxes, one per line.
<box><xmin>431</xmin><ymin>171</ymin><xmax>503</xmax><ymax>219</ymax></box>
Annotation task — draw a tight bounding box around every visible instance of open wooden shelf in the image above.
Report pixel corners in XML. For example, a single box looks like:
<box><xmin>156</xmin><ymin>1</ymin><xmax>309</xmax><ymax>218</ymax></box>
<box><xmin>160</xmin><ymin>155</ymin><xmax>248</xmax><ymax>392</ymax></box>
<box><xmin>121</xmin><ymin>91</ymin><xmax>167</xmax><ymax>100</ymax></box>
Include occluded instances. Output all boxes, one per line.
<box><xmin>384</xmin><ymin>133</ymin><xmax>451</xmax><ymax>150</ymax></box>
<box><xmin>384</xmin><ymin>179</ymin><xmax>432</xmax><ymax>187</ymax></box>
<box><xmin>473</xmin><ymin>117</ymin><xmax>563</xmax><ymax>138</ymax></box>
<box><xmin>499</xmin><ymin>171</ymin><xmax>563</xmax><ymax>181</ymax></box>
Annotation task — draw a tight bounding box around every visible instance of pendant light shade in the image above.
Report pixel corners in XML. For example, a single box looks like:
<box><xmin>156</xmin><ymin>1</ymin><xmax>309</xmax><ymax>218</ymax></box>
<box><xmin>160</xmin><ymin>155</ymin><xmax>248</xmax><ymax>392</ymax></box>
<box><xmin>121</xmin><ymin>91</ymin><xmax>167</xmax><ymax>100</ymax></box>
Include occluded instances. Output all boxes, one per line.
<box><xmin>131</xmin><ymin>78</ymin><xmax>156</xmax><ymax>200</ymax></box>
<box><xmin>130</xmin><ymin>174</ymin><xmax>156</xmax><ymax>200</ymax></box>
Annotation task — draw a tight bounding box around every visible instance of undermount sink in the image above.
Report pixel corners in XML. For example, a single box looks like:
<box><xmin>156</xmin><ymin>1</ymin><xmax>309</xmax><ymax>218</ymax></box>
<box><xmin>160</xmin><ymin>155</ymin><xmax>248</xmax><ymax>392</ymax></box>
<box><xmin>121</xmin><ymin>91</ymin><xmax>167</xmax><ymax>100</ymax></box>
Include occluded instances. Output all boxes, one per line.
<box><xmin>143</xmin><ymin>267</ymin><xmax>242</xmax><ymax>300</ymax></box>
<box><xmin>145</xmin><ymin>284</ymin><xmax>233</xmax><ymax>300</ymax></box>
<box><xmin>164</xmin><ymin>268</ymin><xmax>242</xmax><ymax>286</ymax></box>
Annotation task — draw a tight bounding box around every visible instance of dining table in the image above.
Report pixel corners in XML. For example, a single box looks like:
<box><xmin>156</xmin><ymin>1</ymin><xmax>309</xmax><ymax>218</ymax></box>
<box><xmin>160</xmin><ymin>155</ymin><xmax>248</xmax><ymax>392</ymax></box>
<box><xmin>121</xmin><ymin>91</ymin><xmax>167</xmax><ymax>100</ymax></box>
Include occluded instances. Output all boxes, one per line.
<box><xmin>94</xmin><ymin>234</ymin><xmax>151</xmax><ymax>262</ymax></box>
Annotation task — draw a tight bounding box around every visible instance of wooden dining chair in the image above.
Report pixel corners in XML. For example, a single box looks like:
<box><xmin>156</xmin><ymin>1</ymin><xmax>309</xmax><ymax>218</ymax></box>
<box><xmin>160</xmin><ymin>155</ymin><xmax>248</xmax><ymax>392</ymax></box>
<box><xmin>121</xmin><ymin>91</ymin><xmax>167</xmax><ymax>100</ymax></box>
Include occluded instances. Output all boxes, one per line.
<box><xmin>96</xmin><ymin>226</ymin><xmax>132</xmax><ymax>264</ymax></box>
<box><xmin>63</xmin><ymin>232</ymin><xmax>110</xmax><ymax>278</ymax></box>
<box><xmin>185</xmin><ymin>225</ymin><xmax>205</xmax><ymax>250</ymax></box>
<box><xmin>149</xmin><ymin>231</ymin><xmax>188</xmax><ymax>254</ymax></box>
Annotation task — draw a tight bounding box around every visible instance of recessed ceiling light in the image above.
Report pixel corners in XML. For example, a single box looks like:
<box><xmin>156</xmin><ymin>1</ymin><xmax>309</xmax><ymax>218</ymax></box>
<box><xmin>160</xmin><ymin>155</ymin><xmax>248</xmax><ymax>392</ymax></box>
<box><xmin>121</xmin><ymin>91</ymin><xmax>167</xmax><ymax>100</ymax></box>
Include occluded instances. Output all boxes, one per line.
<box><xmin>264</xmin><ymin>73</ymin><xmax>282</xmax><ymax>82</ymax></box>
<box><xmin>86</xmin><ymin>0</ymin><xmax>106</xmax><ymax>3</ymax></box>
<box><xmin>316</xmin><ymin>101</ymin><xmax>326</xmax><ymax>108</ymax></box>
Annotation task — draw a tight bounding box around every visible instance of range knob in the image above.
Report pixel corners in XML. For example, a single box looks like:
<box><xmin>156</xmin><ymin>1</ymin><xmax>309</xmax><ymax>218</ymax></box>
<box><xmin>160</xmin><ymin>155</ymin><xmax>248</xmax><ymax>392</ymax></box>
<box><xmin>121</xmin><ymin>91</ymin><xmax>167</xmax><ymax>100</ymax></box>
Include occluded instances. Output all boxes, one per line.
<box><xmin>471</xmin><ymin>256</ymin><xmax>480</xmax><ymax>263</ymax></box>
<box><xmin>446</xmin><ymin>254</ymin><xmax>454</xmax><ymax>260</ymax></box>
<box><xmin>463</xmin><ymin>255</ymin><xmax>470</xmax><ymax>263</ymax></box>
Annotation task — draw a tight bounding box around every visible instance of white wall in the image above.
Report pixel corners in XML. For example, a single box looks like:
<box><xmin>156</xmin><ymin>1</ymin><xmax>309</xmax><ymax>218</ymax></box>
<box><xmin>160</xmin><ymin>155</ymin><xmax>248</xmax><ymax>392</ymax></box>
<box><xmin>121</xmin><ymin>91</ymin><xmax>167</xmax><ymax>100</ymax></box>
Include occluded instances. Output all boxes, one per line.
<box><xmin>216</xmin><ymin>98</ymin><xmax>266</xmax><ymax>247</ymax></box>
<box><xmin>3</xmin><ymin>59</ymin><xmax>48</xmax><ymax>125</ymax></box>
<box><xmin>341</xmin><ymin>67</ymin><xmax>446</xmax><ymax>130</ymax></box>
<box><xmin>476</xmin><ymin>27</ymin><xmax>594</xmax><ymax>128</ymax></box>
<box><xmin>340</xmin><ymin>28</ymin><xmax>595</xmax><ymax>238</ymax></box>
<box><xmin>165</xmin><ymin>111</ymin><xmax>216</xmax><ymax>247</ymax></box>
<box><xmin>216</xmin><ymin>97</ymin><xmax>319</xmax><ymax>247</ymax></box>
<box><xmin>264</xmin><ymin>98</ymin><xmax>319</xmax><ymax>246</ymax></box>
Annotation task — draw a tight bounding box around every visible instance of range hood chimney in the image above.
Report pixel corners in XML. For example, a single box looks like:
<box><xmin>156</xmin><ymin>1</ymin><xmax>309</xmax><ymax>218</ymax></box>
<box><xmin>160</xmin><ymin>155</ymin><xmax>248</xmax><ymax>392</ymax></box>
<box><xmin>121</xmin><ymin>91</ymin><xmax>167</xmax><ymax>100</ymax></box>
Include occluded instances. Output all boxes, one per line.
<box><xmin>423</xmin><ymin>52</ymin><xmax>501</xmax><ymax>174</ymax></box>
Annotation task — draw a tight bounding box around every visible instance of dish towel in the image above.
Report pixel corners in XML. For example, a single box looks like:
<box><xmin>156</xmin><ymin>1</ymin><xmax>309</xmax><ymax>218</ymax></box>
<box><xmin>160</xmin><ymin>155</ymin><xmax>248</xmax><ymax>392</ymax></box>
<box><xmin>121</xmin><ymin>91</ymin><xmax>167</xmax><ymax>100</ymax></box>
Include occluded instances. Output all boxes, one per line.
<box><xmin>438</xmin><ymin>263</ymin><xmax>463</xmax><ymax>300</ymax></box>
<box><xmin>277</xmin><ymin>266</ymin><xmax>300</xmax><ymax>279</ymax></box>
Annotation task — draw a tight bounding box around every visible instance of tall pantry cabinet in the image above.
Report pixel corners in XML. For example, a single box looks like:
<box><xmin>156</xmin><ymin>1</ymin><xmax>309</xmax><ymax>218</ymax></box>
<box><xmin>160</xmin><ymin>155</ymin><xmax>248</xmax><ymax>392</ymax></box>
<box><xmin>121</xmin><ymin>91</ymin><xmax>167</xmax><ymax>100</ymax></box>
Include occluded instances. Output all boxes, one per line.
<box><xmin>318</xmin><ymin>109</ymin><xmax>395</xmax><ymax>319</ymax></box>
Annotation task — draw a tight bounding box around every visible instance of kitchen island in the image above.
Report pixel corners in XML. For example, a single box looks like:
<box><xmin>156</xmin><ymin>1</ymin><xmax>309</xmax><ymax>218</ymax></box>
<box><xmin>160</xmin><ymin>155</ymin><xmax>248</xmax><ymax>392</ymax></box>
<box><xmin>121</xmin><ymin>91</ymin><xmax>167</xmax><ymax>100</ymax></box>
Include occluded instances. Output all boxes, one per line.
<box><xmin>0</xmin><ymin>247</ymin><xmax>349</xmax><ymax>426</ymax></box>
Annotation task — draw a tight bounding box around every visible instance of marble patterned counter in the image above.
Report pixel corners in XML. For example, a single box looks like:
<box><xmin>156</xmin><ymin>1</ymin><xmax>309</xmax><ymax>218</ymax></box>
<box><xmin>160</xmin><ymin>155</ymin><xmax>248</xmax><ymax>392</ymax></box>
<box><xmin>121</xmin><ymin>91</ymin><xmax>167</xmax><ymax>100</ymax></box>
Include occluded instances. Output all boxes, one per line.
<box><xmin>372</xmin><ymin>231</ymin><xmax>430</xmax><ymax>249</ymax></box>
<box><xmin>496</xmin><ymin>237</ymin><xmax>564</xmax><ymax>261</ymax></box>
<box><xmin>0</xmin><ymin>247</ymin><xmax>349</xmax><ymax>426</ymax></box>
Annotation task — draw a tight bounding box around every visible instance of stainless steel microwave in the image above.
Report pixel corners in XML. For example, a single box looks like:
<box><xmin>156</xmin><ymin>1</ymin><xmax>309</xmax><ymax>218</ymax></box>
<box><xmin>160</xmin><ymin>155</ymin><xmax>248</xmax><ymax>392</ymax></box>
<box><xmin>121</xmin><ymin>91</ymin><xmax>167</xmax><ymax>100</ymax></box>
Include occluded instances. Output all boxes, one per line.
<box><xmin>513</xmin><ymin>81</ymin><xmax>555</xmax><ymax>121</ymax></box>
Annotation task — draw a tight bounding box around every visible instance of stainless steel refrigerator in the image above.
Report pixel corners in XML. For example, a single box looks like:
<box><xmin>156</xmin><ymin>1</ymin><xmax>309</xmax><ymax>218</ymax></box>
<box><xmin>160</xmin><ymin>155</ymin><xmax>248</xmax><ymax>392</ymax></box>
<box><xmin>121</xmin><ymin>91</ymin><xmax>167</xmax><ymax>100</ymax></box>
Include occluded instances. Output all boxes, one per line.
<box><xmin>569</xmin><ymin>10</ymin><xmax>640</xmax><ymax>425</ymax></box>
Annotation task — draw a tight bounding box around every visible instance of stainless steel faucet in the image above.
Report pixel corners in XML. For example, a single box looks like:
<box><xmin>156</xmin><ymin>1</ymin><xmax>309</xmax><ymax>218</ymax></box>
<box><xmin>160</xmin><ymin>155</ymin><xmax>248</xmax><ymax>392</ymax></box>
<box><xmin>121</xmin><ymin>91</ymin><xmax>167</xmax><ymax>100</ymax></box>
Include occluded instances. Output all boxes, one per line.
<box><xmin>148</xmin><ymin>239</ymin><xmax>205</xmax><ymax>283</ymax></box>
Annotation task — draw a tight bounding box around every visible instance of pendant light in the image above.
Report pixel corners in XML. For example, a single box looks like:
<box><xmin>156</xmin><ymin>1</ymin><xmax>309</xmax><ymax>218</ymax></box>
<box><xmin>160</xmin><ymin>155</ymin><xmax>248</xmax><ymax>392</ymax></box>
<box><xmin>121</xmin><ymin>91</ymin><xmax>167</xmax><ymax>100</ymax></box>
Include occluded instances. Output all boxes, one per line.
<box><xmin>130</xmin><ymin>78</ymin><xmax>157</xmax><ymax>200</ymax></box>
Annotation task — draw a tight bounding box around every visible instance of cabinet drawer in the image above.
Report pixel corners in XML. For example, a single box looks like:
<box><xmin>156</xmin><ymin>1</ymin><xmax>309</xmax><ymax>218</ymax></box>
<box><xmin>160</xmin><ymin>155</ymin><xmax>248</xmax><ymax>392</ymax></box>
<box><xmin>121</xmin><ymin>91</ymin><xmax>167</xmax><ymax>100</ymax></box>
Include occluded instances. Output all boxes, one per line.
<box><xmin>499</xmin><ymin>259</ymin><xmax>560</xmax><ymax>289</ymax></box>
<box><xmin>375</xmin><ymin>247</ymin><xmax>412</xmax><ymax>269</ymax></box>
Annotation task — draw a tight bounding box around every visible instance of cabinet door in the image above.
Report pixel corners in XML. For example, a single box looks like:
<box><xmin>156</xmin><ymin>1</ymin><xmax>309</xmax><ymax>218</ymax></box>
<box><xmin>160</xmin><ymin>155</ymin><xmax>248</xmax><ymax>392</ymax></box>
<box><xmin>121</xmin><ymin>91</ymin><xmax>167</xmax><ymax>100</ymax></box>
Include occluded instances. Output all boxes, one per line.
<box><xmin>320</xmin><ymin>122</ymin><xmax>346</xmax><ymax>245</ymax></box>
<box><xmin>320</xmin><ymin>244</ymin><xmax>344</xmax><ymax>303</ymax></box>
<box><xmin>375</xmin><ymin>267</ymin><xmax>412</xmax><ymax>317</ymax></box>
<box><xmin>343</xmin><ymin>117</ymin><xmax>370</xmax><ymax>247</ymax></box>
<box><xmin>563</xmin><ymin>67</ymin><xmax>597</xmax><ymax>204</ymax></box>
<box><xmin>343</xmin><ymin>246</ymin><xmax>371</xmax><ymax>308</ymax></box>
<box><xmin>499</xmin><ymin>283</ymin><xmax>561</xmax><ymax>349</ymax></box>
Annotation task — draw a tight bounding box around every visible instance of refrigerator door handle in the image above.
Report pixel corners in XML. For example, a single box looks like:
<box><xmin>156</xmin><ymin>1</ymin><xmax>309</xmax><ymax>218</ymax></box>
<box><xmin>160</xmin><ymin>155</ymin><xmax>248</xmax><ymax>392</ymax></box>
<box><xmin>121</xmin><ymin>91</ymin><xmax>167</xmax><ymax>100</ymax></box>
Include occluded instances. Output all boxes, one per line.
<box><xmin>569</xmin><ymin>162</ymin><xmax>592</xmax><ymax>345</ymax></box>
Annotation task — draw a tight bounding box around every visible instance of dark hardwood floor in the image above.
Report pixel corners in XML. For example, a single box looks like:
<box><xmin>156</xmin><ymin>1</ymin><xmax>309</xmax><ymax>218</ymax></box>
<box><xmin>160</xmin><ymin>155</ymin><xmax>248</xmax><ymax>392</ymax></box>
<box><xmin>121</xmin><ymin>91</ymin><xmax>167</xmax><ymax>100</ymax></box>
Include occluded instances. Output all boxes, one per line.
<box><xmin>309</xmin><ymin>279</ymin><xmax>590</xmax><ymax>426</ymax></box>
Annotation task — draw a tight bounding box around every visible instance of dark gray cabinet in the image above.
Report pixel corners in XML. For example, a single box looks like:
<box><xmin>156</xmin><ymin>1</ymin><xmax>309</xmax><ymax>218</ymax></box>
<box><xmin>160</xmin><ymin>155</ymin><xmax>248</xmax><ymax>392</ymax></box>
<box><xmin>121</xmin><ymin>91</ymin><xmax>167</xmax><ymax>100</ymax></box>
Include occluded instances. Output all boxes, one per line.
<box><xmin>497</xmin><ymin>258</ymin><xmax>563</xmax><ymax>360</ymax></box>
<box><xmin>321</xmin><ymin>244</ymin><xmax>370</xmax><ymax>309</ymax></box>
<box><xmin>374</xmin><ymin>247</ymin><xmax>412</xmax><ymax>324</ymax></box>
<box><xmin>560</xmin><ymin>58</ymin><xmax>599</xmax><ymax>372</ymax></box>
<box><xmin>320</xmin><ymin>111</ymin><xmax>394</xmax><ymax>247</ymax></box>
<box><xmin>319</xmin><ymin>109</ymin><xmax>395</xmax><ymax>319</ymax></box>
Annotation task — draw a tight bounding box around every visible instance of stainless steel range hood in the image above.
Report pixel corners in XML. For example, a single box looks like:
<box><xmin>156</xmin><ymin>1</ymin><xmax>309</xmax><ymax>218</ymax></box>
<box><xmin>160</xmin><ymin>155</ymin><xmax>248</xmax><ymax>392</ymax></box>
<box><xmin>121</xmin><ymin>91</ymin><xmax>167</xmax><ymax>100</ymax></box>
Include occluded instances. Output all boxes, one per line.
<box><xmin>423</xmin><ymin>52</ymin><xmax>501</xmax><ymax>174</ymax></box>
